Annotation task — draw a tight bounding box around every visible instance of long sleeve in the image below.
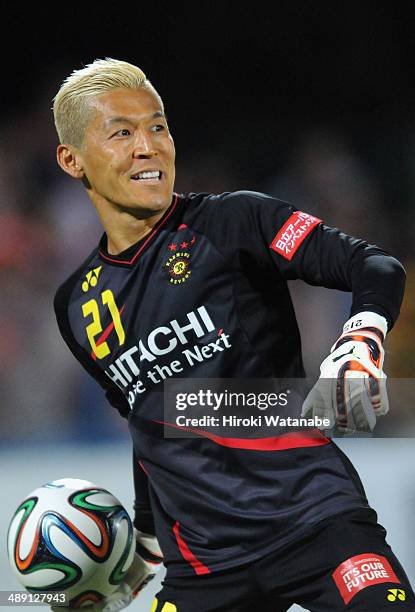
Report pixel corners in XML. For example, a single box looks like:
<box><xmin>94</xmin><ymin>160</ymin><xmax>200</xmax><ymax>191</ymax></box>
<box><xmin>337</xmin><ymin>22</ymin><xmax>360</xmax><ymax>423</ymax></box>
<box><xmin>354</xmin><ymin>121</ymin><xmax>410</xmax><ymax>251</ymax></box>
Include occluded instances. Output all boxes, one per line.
<box><xmin>132</xmin><ymin>450</ymin><xmax>156</xmax><ymax>535</ymax></box>
<box><xmin>286</xmin><ymin>224</ymin><xmax>406</xmax><ymax>330</ymax></box>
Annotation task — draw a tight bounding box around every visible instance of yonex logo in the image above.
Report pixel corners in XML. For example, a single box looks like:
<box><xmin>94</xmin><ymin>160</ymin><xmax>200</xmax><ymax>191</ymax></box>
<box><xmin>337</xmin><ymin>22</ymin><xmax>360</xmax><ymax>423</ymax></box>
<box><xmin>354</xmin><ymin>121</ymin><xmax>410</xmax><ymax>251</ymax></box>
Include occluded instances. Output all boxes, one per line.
<box><xmin>387</xmin><ymin>588</ymin><xmax>406</xmax><ymax>601</ymax></box>
<box><xmin>82</xmin><ymin>266</ymin><xmax>102</xmax><ymax>292</ymax></box>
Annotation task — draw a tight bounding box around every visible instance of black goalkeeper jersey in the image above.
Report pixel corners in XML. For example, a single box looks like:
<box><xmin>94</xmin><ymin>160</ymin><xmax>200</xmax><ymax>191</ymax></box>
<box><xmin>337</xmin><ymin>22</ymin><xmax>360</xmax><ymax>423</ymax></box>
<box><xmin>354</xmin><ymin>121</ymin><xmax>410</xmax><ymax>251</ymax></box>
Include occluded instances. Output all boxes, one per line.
<box><xmin>54</xmin><ymin>190</ymin><xmax>405</xmax><ymax>577</ymax></box>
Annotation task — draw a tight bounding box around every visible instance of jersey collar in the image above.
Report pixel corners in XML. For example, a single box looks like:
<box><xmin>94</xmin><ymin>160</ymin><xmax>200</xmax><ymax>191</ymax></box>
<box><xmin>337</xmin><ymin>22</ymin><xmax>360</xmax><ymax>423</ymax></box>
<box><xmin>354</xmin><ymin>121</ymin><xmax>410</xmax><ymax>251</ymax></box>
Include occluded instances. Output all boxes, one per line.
<box><xmin>98</xmin><ymin>193</ymin><xmax>180</xmax><ymax>266</ymax></box>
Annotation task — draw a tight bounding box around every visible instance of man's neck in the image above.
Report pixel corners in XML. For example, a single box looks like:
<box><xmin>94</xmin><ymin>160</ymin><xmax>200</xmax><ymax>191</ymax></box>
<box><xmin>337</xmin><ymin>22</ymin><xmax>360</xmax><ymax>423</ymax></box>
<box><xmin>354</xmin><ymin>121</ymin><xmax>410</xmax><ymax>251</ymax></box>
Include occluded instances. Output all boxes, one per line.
<box><xmin>91</xmin><ymin>197</ymin><xmax>170</xmax><ymax>255</ymax></box>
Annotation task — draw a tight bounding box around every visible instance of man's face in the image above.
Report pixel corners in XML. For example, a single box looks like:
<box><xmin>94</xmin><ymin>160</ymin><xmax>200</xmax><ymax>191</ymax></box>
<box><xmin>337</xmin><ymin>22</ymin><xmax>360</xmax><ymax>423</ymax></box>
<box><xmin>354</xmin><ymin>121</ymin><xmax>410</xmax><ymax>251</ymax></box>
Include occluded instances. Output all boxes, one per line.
<box><xmin>77</xmin><ymin>87</ymin><xmax>176</xmax><ymax>217</ymax></box>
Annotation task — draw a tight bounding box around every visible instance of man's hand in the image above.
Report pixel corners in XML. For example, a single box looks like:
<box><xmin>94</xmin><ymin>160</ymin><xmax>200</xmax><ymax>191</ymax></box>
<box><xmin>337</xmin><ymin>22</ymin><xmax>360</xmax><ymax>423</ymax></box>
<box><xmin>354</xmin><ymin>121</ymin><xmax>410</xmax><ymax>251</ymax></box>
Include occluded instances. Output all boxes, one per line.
<box><xmin>302</xmin><ymin>312</ymin><xmax>389</xmax><ymax>433</ymax></box>
<box><xmin>52</xmin><ymin>529</ymin><xmax>163</xmax><ymax>611</ymax></box>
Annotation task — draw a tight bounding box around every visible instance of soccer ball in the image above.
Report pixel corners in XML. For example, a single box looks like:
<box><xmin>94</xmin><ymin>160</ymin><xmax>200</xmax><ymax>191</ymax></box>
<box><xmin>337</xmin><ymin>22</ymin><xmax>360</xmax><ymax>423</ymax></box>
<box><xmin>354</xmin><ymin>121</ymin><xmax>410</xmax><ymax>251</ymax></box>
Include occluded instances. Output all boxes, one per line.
<box><xmin>7</xmin><ymin>478</ymin><xmax>135</xmax><ymax>607</ymax></box>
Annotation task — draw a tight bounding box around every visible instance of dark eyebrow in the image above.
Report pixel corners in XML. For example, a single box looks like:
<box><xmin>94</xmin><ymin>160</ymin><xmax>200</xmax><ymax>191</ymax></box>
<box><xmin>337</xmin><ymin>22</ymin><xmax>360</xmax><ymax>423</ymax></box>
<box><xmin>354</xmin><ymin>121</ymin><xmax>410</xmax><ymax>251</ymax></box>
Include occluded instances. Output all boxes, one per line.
<box><xmin>104</xmin><ymin>111</ymin><xmax>166</xmax><ymax>128</ymax></box>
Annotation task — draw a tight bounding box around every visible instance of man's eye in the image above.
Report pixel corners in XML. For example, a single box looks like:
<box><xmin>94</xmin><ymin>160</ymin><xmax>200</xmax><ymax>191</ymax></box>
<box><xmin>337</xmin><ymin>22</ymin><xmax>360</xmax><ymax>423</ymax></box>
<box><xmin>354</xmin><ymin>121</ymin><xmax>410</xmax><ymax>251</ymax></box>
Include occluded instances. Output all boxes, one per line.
<box><xmin>114</xmin><ymin>129</ymin><xmax>131</xmax><ymax>137</ymax></box>
<box><xmin>151</xmin><ymin>124</ymin><xmax>165</xmax><ymax>132</ymax></box>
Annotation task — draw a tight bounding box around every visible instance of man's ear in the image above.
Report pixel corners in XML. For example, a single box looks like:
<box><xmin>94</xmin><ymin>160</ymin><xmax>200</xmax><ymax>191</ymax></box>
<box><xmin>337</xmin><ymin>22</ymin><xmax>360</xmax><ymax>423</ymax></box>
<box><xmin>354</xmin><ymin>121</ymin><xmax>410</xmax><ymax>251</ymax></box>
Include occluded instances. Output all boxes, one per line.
<box><xmin>56</xmin><ymin>144</ymin><xmax>85</xmax><ymax>179</ymax></box>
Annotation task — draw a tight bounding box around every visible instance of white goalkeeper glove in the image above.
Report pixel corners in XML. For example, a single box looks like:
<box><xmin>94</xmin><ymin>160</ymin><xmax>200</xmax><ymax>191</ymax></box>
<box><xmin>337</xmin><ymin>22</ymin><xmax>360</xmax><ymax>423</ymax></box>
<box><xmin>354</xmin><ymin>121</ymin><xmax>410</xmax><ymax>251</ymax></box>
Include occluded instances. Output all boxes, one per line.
<box><xmin>301</xmin><ymin>311</ymin><xmax>389</xmax><ymax>433</ymax></box>
<box><xmin>52</xmin><ymin>529</ymin><xmax>163</xmax><ymax>611</ymax></box>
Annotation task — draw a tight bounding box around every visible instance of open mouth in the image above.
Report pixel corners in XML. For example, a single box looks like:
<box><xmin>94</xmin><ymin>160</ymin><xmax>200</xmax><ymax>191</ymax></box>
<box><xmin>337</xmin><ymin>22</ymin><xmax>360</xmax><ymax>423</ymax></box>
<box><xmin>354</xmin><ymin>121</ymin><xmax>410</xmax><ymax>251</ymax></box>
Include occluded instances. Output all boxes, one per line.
<box><xmin>131</xmin><ymin>170</ymin><xmax>162</xmax><ymax>181</ymax></box>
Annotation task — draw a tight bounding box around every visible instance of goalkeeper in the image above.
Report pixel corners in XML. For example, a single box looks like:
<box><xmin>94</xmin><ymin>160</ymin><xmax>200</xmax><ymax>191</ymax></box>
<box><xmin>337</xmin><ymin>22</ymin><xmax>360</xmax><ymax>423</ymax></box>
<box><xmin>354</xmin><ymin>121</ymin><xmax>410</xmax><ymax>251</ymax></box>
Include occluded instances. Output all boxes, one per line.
<box><xmin>52</xmin><ymin>58</ymin><xmax>414</xmax><ymax>610</ymax></box>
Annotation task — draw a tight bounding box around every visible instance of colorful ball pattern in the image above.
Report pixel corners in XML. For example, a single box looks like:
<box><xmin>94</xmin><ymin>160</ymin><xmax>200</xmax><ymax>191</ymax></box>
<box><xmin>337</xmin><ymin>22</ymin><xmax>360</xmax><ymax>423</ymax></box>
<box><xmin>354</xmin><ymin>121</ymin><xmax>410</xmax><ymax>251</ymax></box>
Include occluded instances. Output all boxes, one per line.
<box><xmin>7</xmin><ymin>478</ymin><xmax>135</xmax><ymax>607</ymax></box>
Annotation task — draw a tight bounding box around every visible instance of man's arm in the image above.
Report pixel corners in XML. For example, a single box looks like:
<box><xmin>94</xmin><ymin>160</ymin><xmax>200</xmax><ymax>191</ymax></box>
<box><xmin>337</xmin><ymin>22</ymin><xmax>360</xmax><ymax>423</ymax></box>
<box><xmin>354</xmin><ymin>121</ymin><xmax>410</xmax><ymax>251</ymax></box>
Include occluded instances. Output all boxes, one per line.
<box><xmin>288</xmin><ymin>226</ymin><xmax>405</xmax><ymax>432</ymax></box>
<box><xmin>281</xmin><ymin>223</ymin><xmax>406</xmax><ymax>329</ymax></box>
<box><xmin>190</xmin><ymin>191</ymin><xmax>405</xmax><ymax>431</ymax></box>
<box><xmin>132</xmin><ymin>451</ymin><xmax>156</xmax><ymax>535</ymax></box>
<box><xmin>272</xmin><ymin>217</ymin><xmax>405</xmax><ymax>432</ymax></box>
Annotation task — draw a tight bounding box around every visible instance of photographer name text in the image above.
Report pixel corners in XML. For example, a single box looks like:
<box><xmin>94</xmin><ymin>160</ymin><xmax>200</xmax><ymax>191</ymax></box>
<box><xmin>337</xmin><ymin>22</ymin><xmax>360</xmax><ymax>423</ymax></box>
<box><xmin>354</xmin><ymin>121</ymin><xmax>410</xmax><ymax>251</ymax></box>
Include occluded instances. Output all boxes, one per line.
<box><xmin>175</xmin><ymin>415</ymin><xmax>331</xmax><ymax>428</ymax></box>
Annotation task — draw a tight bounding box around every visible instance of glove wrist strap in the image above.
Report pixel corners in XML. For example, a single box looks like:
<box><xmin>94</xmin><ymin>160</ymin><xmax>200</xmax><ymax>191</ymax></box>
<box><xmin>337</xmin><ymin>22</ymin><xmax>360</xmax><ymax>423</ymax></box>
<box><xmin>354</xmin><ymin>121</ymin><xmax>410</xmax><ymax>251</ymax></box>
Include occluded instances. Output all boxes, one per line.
<box><xmin>342</xmin><ymin>311</ymin><xmax>388</xmax><ymax>340</ymax></box>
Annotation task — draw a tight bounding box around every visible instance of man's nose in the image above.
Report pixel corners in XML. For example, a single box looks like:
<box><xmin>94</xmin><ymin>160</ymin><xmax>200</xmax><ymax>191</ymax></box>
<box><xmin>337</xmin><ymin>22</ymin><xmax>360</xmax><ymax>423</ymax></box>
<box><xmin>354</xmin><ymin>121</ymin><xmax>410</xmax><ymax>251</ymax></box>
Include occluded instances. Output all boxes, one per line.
<box><xmin>132</xmin><ymin>130</ymin><xmax>156</xmax><ymax>158</ymax></box>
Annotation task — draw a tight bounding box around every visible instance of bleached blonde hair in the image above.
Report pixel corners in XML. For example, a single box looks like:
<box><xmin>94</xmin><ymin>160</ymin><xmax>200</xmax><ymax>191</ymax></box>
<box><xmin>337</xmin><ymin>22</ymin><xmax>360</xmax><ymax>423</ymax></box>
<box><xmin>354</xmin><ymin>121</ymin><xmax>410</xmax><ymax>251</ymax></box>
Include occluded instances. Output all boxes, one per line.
<box><xmin>53</xmin><ymin>57</ymin><xmax>163</xmax><ymax>147</ymax></box>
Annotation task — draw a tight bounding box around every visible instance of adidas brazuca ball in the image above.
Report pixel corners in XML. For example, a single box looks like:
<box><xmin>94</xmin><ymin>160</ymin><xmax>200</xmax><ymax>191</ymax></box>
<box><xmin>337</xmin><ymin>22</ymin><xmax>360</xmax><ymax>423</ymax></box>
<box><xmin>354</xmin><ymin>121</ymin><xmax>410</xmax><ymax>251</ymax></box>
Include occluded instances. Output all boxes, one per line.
<box><xmin>7</xmin><ymin>478</ymin><xmax>135</xmax><ymax>608</ymax></box>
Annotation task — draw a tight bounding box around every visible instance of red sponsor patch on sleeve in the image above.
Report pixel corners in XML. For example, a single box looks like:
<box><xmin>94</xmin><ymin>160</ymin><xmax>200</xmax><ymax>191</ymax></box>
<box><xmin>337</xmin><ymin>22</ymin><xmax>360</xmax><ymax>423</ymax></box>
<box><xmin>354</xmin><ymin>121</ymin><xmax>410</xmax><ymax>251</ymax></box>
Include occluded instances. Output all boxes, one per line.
<box><xmin>332</xmin><ymin>553</ymin><xmax>400</xmax><ymax>605</ymax></box>
<box><xmin>270</xmin><ymin>211</ymin><xmax>321</xmax><ymax>260</ymax></box>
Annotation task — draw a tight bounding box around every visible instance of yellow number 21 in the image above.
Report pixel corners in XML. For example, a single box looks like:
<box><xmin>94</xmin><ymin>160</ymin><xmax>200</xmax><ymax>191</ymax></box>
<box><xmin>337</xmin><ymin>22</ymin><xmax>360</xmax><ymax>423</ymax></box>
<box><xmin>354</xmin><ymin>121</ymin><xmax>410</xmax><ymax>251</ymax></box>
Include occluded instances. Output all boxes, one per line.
<box><xmin>82</xmin><ymin>290</ymin><xmax>125</xmax><ymax>359</ymax></box>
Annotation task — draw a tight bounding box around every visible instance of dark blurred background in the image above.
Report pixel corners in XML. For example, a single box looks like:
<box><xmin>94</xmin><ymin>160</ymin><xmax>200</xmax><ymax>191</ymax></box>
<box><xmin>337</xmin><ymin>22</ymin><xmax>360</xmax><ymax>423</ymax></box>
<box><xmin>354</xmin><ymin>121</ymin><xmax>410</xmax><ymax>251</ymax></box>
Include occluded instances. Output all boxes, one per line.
<box><xmin>1</xmin><ymin>4</ymin><xmax>414</xmax><ymax>443</ymax></box>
